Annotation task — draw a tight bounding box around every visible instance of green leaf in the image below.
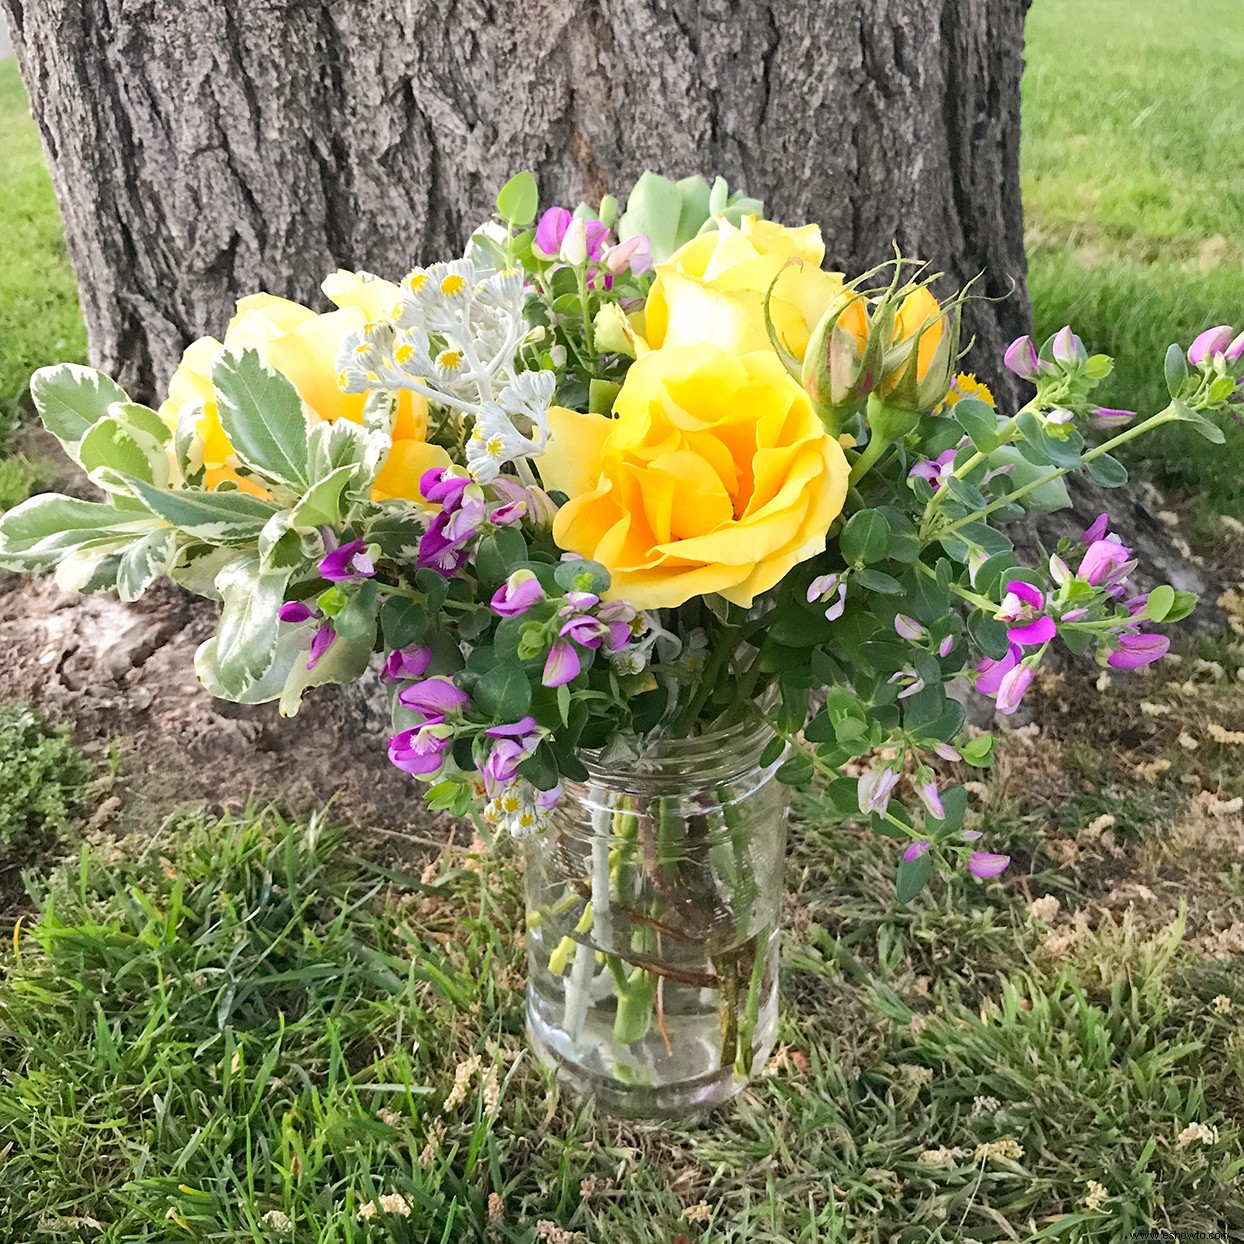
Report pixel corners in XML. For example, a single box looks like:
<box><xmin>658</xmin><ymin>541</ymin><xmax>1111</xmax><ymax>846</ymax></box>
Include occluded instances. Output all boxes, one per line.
<box><xmin>618</xmin><ymin>171</ymin><xmax>684</xmax><ymax>262</ymax></box>
<box><xmin>474</xmin><ymin>662</ymin><xmax>533</xmax><ymax>721</ymax></box>
<box><xmin>1018</xmin><ymin>410</ymin><xmax>1083</xmax><ymax>469</ymax></box>
<box><xmin>985</xmin><ymin>447</ymin><xmax>1073</xmax><ymax>513</ymax></box>
<box><xmin>124</xmin><ymin>476</ymin><xmax>279</xmax><ymax>543</ymax></box>
<box><xmin>961</xmin><ymin>734</ymin><xmax>995</xmax><ymax>767</ymax></box>
<box><xmin>290</xmin><ymin>464</ymin><xmax>358</xmax><ymax>530</ymax></box>
<box><xmin>334</xmin><ymin>581</ymin><xmax>380</xmax><ymax>641</ymax></box>
<box><xmin>775</xmin><ymin>751</ymin><xmax>815</xmax><ymax>787</ymax></box>
<box><xmin>969</xmin><ymin>609</ymin><xmax>1011</xmax><ymax>661</ymax></box>
<box><xmin>554</xmin><ymin>558</ymin><xmax>609</xmax><ymax>594</ymax></box>
<box><xmin>895</xmin><ymin>851</ymin><xmax>932</xmax><ymax>904</ymax></box>
<box><xmin>852</xmin><ymin>568</ymin><xmax>904</xmax><ymax>595</ymax></box>
<box><xmin>116</xmin><ymin>528</ymin><xmax>178</xmax><ymax>602</ymax></box>
<box><xmin>1085</xmin><ymin>452</ymin><xmax>1128</xmax><ymax>487</ymax></box>
<box><xmin>496</xmin><ymin>170</ymin><xmax>539</xmax><ymax>227</ymax></box>
<box><xmin>30</xmin><ymin>364</ymin><xmax>130</xmax><ymax>454</ymax></box>
<box><xmin>380</xmin><ymin>595</ymin><xmax>430</xmax><ymax>649</ymax></box>
<box><xmin>840</xmin><ymin>509</ymin><xmax>892</xmax><ymax>565</ymax></box>
<box><xmin>212</xmin><ymin>348</ymin><xmax>314</xmax><ymax>487</ymax></box>
<box><xmin>588</xmin><ymin>378</ymin><xmax>621</xmax><ymax>415</ymax></box>
<box><xmin>1170</xmin><ymin>400</ymin><xmax>1226</xmax><ymax>444</ymax></box>
<box><xmin>759</xmin><ymin>736</ymin><xmax>786</xmax><ymax>768</ymax></box>
<box><xmin>1163</xmin><ymin>590</ymin><xmax>1198</xmax><ymax>623</ymax></box>
<box><xmin>1145</xmin><ymin>584</ymin><xmax>1176</xmax><ymax>622</ymax></box>
<box><xmin>952</xmin><ymin>398</ymin><xmax>1002</xmax><ymax>452</ymax></box>
<box><xmin>210</xmin><ymin>553</ymin><xmax>293</xmax><ymax>695</ymax></box>
<box><xmin>1164</xmin><ymin>343</ymin><xmax>1190</xmax><ymax>400</ymax></box>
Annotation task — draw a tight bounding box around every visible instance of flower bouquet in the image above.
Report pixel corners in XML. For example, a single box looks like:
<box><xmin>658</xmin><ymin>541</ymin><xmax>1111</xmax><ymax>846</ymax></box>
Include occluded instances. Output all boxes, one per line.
<box><xmin>2</xmin><ymin>168</ymin><xmax>1238</xmax><ymax>1116</ymax></box>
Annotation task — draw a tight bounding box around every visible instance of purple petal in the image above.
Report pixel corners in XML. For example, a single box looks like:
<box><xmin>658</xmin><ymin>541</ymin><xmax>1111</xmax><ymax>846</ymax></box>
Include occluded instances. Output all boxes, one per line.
<box><xmin>491</xmin><ymin>572</ymin><xmax>544</xmax><ymax>618</ymax></box>
<box><xmin>533</xmin><ymin>206</ymin><xmax>572</xmax><ymax>260</ymax></box>
<box><xmin>583</xmin><ymin>219</ymin><xmax>611</xmax><ymax>261</ymax></box>
<box><xmin>1078</xmin><ymin>538</ymin><xmax>1134</xmax><ymax>587</ymax></box>
<box><xmin>1004</xmin><ymin>580</ymin><xmax>1045</xmax><ymax>611</ymax></box>
<box><xmin>542</xmin><ymin>639</ymin><xmax>581</xmax><ymax>688</ymax></box>
<box><xmin>1061</xmin><ymin>608</ymin><xmax>1088</xmax><ymax>622</ymax></box>
<box><xmin>858</xmin><ymin>767</ymin><xmax>900</xmax><ymax>816</ymax></box>
<box><xmin>1106</xmin><ymin>632</ymin><xmax>1171</xmax><ymax>669</ymax></box>
<box><xmin>894</xmin><ymin>614</ymin><xmax>926</xmax><ymax>642</ymax></box>
<box><xmin>918</xmin><ymin>780</ymin><xmax>945</xmax><ymax>820</ymax></box>
<box><xmin>903</xmin><ymin>839</ymin><xmax>932</xmax><ymax>862</ymax></box>
<box><xmin>388</xmin><ymin>726</ymin><xmax>451</xmax><ymax>776</ymax></box>
<box><xmin>319</xmin><ymin>539</ymin><xmax>371</xmax><ymax>582</ymax></box>
<box><xmin>1188</xmin><ymin>324</ymin><xmax>1234</xmax><ymax>366</ymax></box>
<box><xmin>485</xmin><ymin>716</ymin><xmax>539</xmax><ymax>740</ymax></box>
<box><xmin>934</xmin><ymin>742</ymin><xmax>961</xmax><ymax>762</ymax></box>
<box><xmin>381</xmin><ymin>645</ymin><xmax>434</xmax><ymax>684</ymax></box>
<box><xmin>534</xmin><ymin>782</ymin><xmax>563</xmax><ymax>810</ymax></box>
<box><xmin>1052</xmin><ymin>326</ymin><xmax>1080</xmax><ymax>366</ymax></box>
<box><xmin>420</xmin><ymin>468</ymin><xmax>471</xmax><ymax>510</ymax></box>
<box><xmin>1090</xmin><ymin>406</ymin><xmax>1136</xmax><ymax>425</ymax></box>
<box><xmin>1082</xmin><ymin>513</ymin><xmax>1110</xmax><ymax>544</ymax></box>
<box><xmin>490</xmin><ymin>499</ymin><xmax>526</xmax><ymax>527</ymax></box>
<box><xmin>1007</xmin><ymin>615</ymin><xmax>1057</xmax><ymax>647</ymax></box>
<box><xmin>807</xmin><ymin>573</ymin><xmax>839</xmax><ymax>604</ymax></box>
<box><xmin>967</xmin><ymin>852</ymin><xmax>1010</xmax><ymax>879</ymax></box>
<box><xmin>307</xmin><ymin>624</ymin><xmax>336</xmax><ymax>671</ymax></box>
<box><xmin>995</xmin><ymin>662</ymin><xmax>1033</xmax><ymax>715</ymax></box>
<box><xmin>398</xmin><ymin>676</ymin><xmax>470</xmax><ymax>718</ymax></box>
<box><xmin>938</xmin><ymin>634</ymin><xmax>955</xmax><ymax>658</ymax></box>
<box><xmin>1227</xmin><ymin>330</ymin><xmax>1244</xmax><ymax>362</ymax></box>
<box><xmin>279</xmin><ymin>601</ymin><xmax>315</xmax><ymax>624</ymax></box>
<box><xmin>976</xmin><ymin>644</ymin><xmax>1021</xmax><ymax>696</ymax></box>
<box><xmin>1004</xmin><ymin>335</ymin><xmax>1041</xmax><ymax>381</ymax></box>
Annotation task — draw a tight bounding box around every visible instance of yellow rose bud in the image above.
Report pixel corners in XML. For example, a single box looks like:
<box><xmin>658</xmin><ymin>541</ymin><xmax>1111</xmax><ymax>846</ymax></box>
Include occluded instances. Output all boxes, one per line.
<box><xmin>540</xmin><ymin>346</ymin><xmax>849</xmax><ymax>610</ymax></box>
<box><xmin>640</xmin><ymin>216</ymin><xmax>844</xmax><ymax>362</ymax></box>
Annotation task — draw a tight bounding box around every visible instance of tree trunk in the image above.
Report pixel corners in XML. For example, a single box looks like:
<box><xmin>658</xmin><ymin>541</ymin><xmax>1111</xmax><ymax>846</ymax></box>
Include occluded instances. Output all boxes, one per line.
<box><xmin>5</xmin><ymin>0</ymin><xmax>1030</xmax><ymax>404</ymax></box>
<box><xmin>4</xmin><ymin>0</ymin><xmax>1227</xmax><ymax>632</ymax></box>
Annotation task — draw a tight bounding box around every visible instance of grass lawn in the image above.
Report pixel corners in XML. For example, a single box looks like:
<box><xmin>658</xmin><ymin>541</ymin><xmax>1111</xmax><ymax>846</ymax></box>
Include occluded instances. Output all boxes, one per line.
<box><xmin>1</xmin><ymin>1</ymin><xmax>1243</xmax><ymax>1240</ymax></box>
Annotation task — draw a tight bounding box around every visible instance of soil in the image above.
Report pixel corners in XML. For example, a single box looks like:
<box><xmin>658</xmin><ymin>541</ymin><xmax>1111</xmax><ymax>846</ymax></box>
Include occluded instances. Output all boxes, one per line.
<box><xmin>0</xmin><ymin>570</ymin><xmax>461</xmax><ymax>853</ymax></box>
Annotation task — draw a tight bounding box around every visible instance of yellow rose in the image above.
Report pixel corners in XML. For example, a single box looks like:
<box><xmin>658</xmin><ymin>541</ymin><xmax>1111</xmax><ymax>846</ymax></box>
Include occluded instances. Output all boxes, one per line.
<box><xmin>540</xmin><ymin>346</ymin><xmax>849</xmax><ymax>609</ymax></box>
<box><xmin>159</xmin><ymin>272</ymin><xmax>448</xmax><ymax>499</ymax></box>
<box><xmin>641</xmin><ymin>216</ymin><xmax>844</xmax><ymax>363</ymax></box>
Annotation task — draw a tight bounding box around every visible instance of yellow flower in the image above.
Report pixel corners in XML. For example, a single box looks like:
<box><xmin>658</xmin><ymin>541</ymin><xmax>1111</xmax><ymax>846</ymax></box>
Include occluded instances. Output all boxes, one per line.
<box><xmin>540</xmin><ymin>346</ymin><xmax>849</xmax><ymax>609</ymax></box>
<box><xmin>941</xmin><ymin>371</ymin><xmax>996</xmax><ymax>410</ymax></box>
<box><xmin>159</xmin><ymin>272</ymin><xmax>448</xmax><ymax>499</ymax></box>
<box><xmin>640</xmin><ymin>216</ymin><xmax>844</xmax><ymax>362</ymax></box>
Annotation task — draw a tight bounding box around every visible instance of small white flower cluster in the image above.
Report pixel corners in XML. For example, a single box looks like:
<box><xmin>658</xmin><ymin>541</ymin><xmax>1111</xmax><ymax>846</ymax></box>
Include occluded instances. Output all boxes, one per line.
<box><xmin>482</xmin><ymin>776</ymin><xmax>558</xmax><ymax>838</ymax></box>
<box><xmin>335</xmin><ymin>259</ymin><xmax>554</xmax><ymax>484</ymax></box>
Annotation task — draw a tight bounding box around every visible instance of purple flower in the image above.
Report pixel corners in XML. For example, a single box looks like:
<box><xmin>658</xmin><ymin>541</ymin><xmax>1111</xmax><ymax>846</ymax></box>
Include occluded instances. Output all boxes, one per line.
<box><xmin>420</xmin><ymin>467</ymin><xmax>471</xmax><ymax>511</ymax></box>
<box><xmin>319</xmin><ymin>538</ymin><xmax>375</xmax><ymax>582</ymax></box>
<box><xmin>604</xmin><ymin>234</ymin><xmax>652</xmax><ymax>276</ymax></box>
<box><xmin>1227</xmin><ymin>330</ymin><xmax>1244</xmax><ymax>362</ymax></box>
<box><xmin>938</xmin><ymin>634</ymin><xmax>955</xmax><ymax>659</ymax></box>
<box><xmin>491</xmin><ymin>570</ymin><xmax>544</xmax><ymax>618</ymax></box>
<box><xmin>380</xmin><ymin>645</ymin><xmax>433</xmax><ymax>685</ymax></box>
<box><xmin>418</xmin><ymin>498</ymin><xmax>485</xmax><ymax>577</ymax></box>
<box><xmin>278</xmin><ymin>601</ymin><xmax>315</xmax><ymax>624</ymax></box>
<box><xmin>1052</xmin><ymin>325</ymin><xmax>1081</xmax><ymax>367</ymax></box>
<box><xmin>908</xmin><ymin>449</ymin><xmax>956</xmax><ymax>492</ymax></box>
<box><xmin>918</xmin><ymin>780</ymin><xmax>945</xmax><ymax>820</ymax></box>
<box><xmin>976</xmin><ymin>643</ymin><xmax>1034</xmax><ymax>714</ymax></box>
<box><xmin>534</xmin><ymin>783</ymin><xmax>562</xmax><ymax>811</ymax></box>
<box><xmin>996</xmin><ymin>662</ymin><xmax>1033</xmax><ymax>715</ymax></box>
<box><xmin>542</xmin><ymin>638</ymin><xmax>581</xmax><ymax>688</ymax></box>
<box><xmin>933</xmin><ymin>742</ymin><xmax>961</xmax><ymax>762</ymax></box>
<box><xmin>398</xmin><ymin>676</ymin><xmax>470</xmax><ymax>722</ymax></box>
<box><xmin>1188</xmin><ymin>324</ymin><xmax>1235</xmax><ymax>366</ymax></box>
<box><xmin>485</xmin><ymin>716</ymin><xmax>540</xmax><ymax>742</ymax></box>
<box><xmin>1090</xmin><ymin>406</ymin><xmax>1136</xmax><ymax>426</ymax></box>
<box><xmin>307</xmin><ymin>623</ymin><xmax>336</xmax><ymax>671</ymax></box>
<box><xmin>490</xmin><ymin>498</ymin><xmax>526</xmax><ymax>527</ymax></box>
<box><xmin>533</xmin><ymin>207</ymin><xmax>609</xmax><ymax>264</ymax></box>
<box><xmin>894</xmin><ymin>614</ymin><xmax>927</xmax><ymax>642</ymax></box>
<box><xmin>967</xmin><ymin>851</ymin><xmax>1011</xmax><ymax>879</ymax></box>
<box><xmin>388</xmin><ymin>725</ymin><xmax>452</xmax><ymax>777</ymax></box>
<box><xmin>1004</xmin><ymin>335</ymin><xmax>1041</xmax><ymax>380</ymax></box>
<box><xmin>533</xmin><ymin>207</ymin><xmax>573</xmax><ymax>260</ymax></box>
<box><xmin>1082</xmin><ymin>513</ymin><xmax>1110</xmax><ymax>544</ymax></box>
<box><xmin>997</xmin><ymin>580</ymin><xmax>1056</xmax><ymax>647</ymax></box>
<box><xmin>807</xmin><ymin>573</ymin><xmax>847</xmax><ymax>621</ymax></box>
<box><xmin>1106</xmin><ymin>631</ymin><xmax>1171</xmax><ymax>669</ymax></box>
<box><xmin>1079</xmin><ymin>538</ymin><xmax>1136</xmax><ymax>589</ymax></box>
<box><xmin>858</xmin><ymin>767</ymin><xmax>900</xmax><ymax>816</ymax></box>
<box><xmin>483</xmin><ymin>738</ymin><xmax>528</xmax><ymax>792</ymax></box>
<box><xmin>560</xmin><ymin>615</ymin><xmax>610</xmax><ymax>649</ymax></box>
<box><xmin>903</xmin><ymin>839</ymin><xmax>932</xmax><ymax>862</ymax></box>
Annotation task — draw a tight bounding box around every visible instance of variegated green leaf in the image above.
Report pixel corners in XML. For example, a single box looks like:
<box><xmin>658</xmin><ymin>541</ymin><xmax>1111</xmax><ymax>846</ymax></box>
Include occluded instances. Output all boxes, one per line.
<box><xmin>173</xmin><ymin>403</ymin><xmax>207</xmax><ymax>487</ymax></box>
<box><xmin>30</xmin><ymin>364</ymin><xmax>130</xmax><ymax>457</ymax></box>
<box><xmin>117</xmin><ymin>528</ymin><xmax>179</xmax><ymax>602</ymax></box>
<box><xmin>258</xmin><ymin>509</ymin><xmax>308</xmax><ymax>571</ymax></box>
<box><xmin>123</xmin><ymin>476</ymin><xmax>278</xmax><ymax>544</ymax></box>
<box><xmin>278</xmin><ymin>629</ymin><xmax>373</xmax><ymax>717</ymax></box>
<box><xmin>290</xmin><ymin>464</ymin><xmax>357</xmax><ymax>531</ymax></box>
<box><xmin>209</xmin><ymin>552</ymin><xmax>293</xmax><ymax>695</ymax></box>
<box><xmin>212</xmin><ymin>348</ymin><xmax>316</xmax><ymax>487</ymax></box>
<box><xmin>79</xmin><ymin>415</ymin><xmax>171</xmax><ymax>491</ymax></box>
<box><xmin>0</xmin><ymin>493</ymin><xmax>161</xmax><ymax>570</ymax></box>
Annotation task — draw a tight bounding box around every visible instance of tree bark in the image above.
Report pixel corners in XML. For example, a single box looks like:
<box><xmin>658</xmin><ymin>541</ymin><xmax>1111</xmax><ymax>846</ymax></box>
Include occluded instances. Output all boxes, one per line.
<box><xmin>4</xmin><ymin>0</ymin><xmax>1227</xmax><ymax>629</ymax></box>
<box><xmin>5</xmin><ymin>0</ymin><xmax>1030</xmax><ymax>404</ymax></box>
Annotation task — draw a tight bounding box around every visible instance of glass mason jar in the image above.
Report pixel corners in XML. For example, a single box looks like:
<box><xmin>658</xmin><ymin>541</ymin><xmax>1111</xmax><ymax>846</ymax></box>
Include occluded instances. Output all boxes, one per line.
<box><xmin>523</xmin><ymin>707</ymin><xmax>789</xmax><ymax>1117</ymax></box>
